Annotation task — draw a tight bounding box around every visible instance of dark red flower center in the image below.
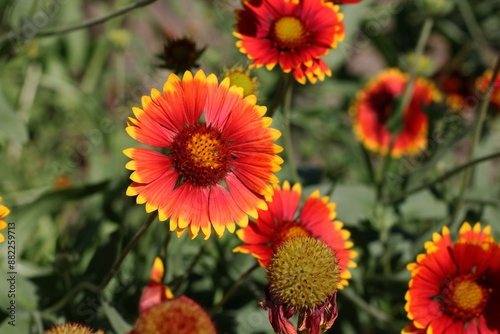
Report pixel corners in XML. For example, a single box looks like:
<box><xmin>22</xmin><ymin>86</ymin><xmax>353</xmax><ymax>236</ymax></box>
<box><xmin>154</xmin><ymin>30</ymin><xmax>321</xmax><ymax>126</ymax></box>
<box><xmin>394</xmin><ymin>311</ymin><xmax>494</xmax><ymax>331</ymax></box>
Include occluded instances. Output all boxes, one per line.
<box><xmin>367</xmin><ymin>85</ymin><xmax>395</xmax><ymax>125</ymax></box>
<box><xmin>440</xmin><ymin>274</ymin><xmax>491</xmax><ymax>322</ymax></box>
<box><xmin>170</xmin><ymin>124</ymin><xmax>232</xmax><ymax>187</ymax></box>
<box><xmin>272</xmin><ymin>16</ymin><xmax>307</xmax><ymax>50</ymax></box>
<box><xmin>271</xmin><ymin>221</ymin><xmax>311</xmax><ymax>251</ymax></box>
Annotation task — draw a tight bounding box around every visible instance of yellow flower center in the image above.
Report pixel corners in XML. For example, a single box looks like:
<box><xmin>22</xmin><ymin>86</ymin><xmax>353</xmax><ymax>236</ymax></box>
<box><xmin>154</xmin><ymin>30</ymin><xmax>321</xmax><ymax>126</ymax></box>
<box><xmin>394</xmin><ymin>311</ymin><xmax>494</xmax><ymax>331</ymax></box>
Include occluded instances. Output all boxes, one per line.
<box><xmin>272</xmin><ymin>221</ymin><xmax>311</xmax><ymax>250</ymax></box>
<box><xmin>273</xmin><ymin>16</ymin><xmax>306</xmax><ymax>49</ymax></box>
<box><xmin>188</xmin><ymin>133</ymin><xmax>223</xmax><ymax>168</ymax></box>
<box><xmin>171</xmin><ymin>124</ymin><xmax>232</xmax><ymax>187</ymax></box>
<box><xmin>227</xmin><ymin>71</ymin><xmax>256</xmax><ymax>97</ymax></box>
<box><xmin>441</xmin><ymin>274</ymin><xmax>490</xmax><ymax>322</ymax></box>
<box><xmin>266</xmin><ymin>237</ymin><xmax>340</xmax><ymax>311</ymax></box>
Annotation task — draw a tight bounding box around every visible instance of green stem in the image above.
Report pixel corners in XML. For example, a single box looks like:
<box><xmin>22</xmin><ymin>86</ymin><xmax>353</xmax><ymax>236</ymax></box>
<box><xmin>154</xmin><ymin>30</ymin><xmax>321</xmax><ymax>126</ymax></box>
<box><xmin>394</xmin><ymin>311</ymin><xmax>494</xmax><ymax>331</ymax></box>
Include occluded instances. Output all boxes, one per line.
<box><xmin>386</xmin><ymin>151</ymin><xmax>500</xmax><ymax>205</ymax></box>
<box><xmin>210</xmin><ymin>263</ymin><xmax>260</xmax><ymax>315</ymax></box>
<box><xmin>341</xmin><ymin>288</ymin><xmax>393</xmax><ymax>325</ymax></box>
<box><xmin>171</xmin><ymin>242</ymin><xmax>207</xmax><ymax>293</ymax></box>
<box><xmin>456</xmin><ymin>0</ymin><xmax>490</xmax><ymax>65</ymax></box>
<box><xmin>267</xmin><ymin>74</ymin><xmax>289</xmax><ymax>118</ymax></box>
<box><xmin>282</xmin><ymin>75</ymin><xmax>300</xmax><ymax>184</ymax></box>
<box><xmin>99</xmin><ymin>211</ymin><xmax>158</xmax><ymax>290</ymax></box>
<box><xmin>42</xmin><ymin>281</ymin><xmax>100</xmax><ymax>314</ymax></box>
<box><xmin>0</xmin><ymin>0</ymin><xmax>157</xmax><ymax>47</ymax></box>
<box><xmin>377</xmin><ymin>18</ymin><xmax>434</xmax><ymax>200</ymax></box>
<box><xmin>450</xmin><ymin>56</ymin><xmax>500</xmax><ymax>228</ymax></box>
<box><xmin>360</xmin><ymin>143</ymin><xmax>376</xmax><ymax>184</ymax></box>
<box><xmin>39</xmin><ymin>0</ymin><xmax>156</xmax><ymax>38</ymax></box>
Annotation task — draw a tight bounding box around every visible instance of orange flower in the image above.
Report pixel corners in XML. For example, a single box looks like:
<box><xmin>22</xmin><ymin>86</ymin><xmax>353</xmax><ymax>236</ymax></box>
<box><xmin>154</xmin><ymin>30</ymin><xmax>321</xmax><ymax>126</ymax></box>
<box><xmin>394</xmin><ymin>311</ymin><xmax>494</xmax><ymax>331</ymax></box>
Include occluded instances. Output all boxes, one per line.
<box><xmin>234</xmin><ymin>0</ymin><xmax>344</xmax><ymax>84</ymax></box>
<box><xmin>403</xmin><ymin>222</ymin><xmax>500</xmax><ymax>334</ymax></box>
<box><xmin>476</xmin><ymin>69</ymin><xmax>500</xmax><ymax>112</ymax></box>
<box><xmin>234</xmin><ymin>181</ymin><xmax>357</xmax><ymax>289</ymax></box>
<box><xmin>350</xmin><ymin>68</ymin><xmax>441</xmax><ymax>158</ymax></box>
<box><xmin>45</xmin><ymin>323</ymin><xmax>103</xmax><ymax>334</ymax></box>
<box><xmin>124</xmin><ymin>70</ymin><xmax>283</xmax><ymax>239</ymax></box>
<box><xmin>130</xmin><ymin>258</ymin><xmax>217</xmax><ymax>334</ymax></box>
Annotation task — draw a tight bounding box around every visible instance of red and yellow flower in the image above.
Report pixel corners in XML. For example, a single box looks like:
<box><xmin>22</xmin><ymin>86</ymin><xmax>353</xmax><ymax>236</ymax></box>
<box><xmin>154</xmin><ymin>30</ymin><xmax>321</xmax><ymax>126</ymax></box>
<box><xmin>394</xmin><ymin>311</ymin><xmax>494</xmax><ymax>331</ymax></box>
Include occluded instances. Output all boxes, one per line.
<box><xmin>476</xmin><ymin>69</ymin><xmax>500</xmax><ymax>112</ymax></box>
<box><xmin>45</xmin><ymin>323</ymin><xmax>103</xmax><ymax>334</ymax></box>
<box><xmin>234</xmin><ymin>181</ymin><xmax>357</xmax><ymax>289</ymax></box>
<box><xmin>124</xmin><ymin>70</ymin><xmax>283</xmax><ymax>239</ymax></box>
<box><xmin>350</xmin><ymin>68</ymin><xmax>441</xmax><ymax>158</ymax></box>
<box><xmin>130</xmin><ymin>257</ymin><xmax>217</xmax><ymax>334</ymax></box>
<box><xmin>0</xmin><ymin>197</ymin><xmax>10</xmax><ymax>243</ymax></box>
<box><xmin>403</xmin><ymin>222</ymin><xmax>500</xmax><ymax>334</ymax></box>
<box><xmin>234</xmin><ymin>0</ymin><xmax>345</xmax><ymax>84</ymax></box>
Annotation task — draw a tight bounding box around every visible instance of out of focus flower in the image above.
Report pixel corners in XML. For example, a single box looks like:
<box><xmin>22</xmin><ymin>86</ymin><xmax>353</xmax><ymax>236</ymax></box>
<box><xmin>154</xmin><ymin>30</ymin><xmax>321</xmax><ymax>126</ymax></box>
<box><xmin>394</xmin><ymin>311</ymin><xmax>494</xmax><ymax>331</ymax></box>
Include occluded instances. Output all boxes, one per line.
<box><xmin>234</xmin><ymin>181</ymin><xmax>357</xmax><ymax>289</ymax></box>
<box><xmin>476</xmin><ymin>69</ymin><xmax>500</xmax><ymax>112</ymax></box>
<box><xmin>157</xmin><ymin>37</ymin><xmax>205</xmax><ymax>73</ymax></box>
<box><xmin>234</xmin><ymin>0</ymin><xmax>344</xmax><ymax>84</ymax></box>
<box><xmin>45</xmin><ymin>323</ymin><xmax>104</xmax><ymax>334</ymax></box>
<box><xmin>437</xmin><ymin>71</ymin><xmax>475</xmax><ymax>111</ymax></box>
<box><xmin>261</xmin><ymin>236</ymin><xmax>340</xmax><ymax>334</ymax></box>
<box><xmin>124</xmin><ymin>70</ymin><xmax>282</xmax><ymax>239</ymax></box>
<box><xmin>130</xmin><ymin>257</ymin><xmax>217</xmax><ymax>334</ymax></box>
<box><xmin>403</xmin><ymin>222</ymin><xmax>500</xmax><ymax>334</ymax></box>
<box><xmin>107</xmin><ymin>29</ymin><xmax>132</xmax><ymax>50</ymax></box>
<box><xmin>223</xmin><ymin>65</ymin><xmax>259</xmax><ymax>97</ymax></box>
<box><xmin>0</xmin><ymin>197</ymin><xmax>10</xmax><ymax>243</ymax></box>
<box><xmin>350</xmin><ymin>68</ymin><xmax>441</xmax><ymax>158</ymax></box>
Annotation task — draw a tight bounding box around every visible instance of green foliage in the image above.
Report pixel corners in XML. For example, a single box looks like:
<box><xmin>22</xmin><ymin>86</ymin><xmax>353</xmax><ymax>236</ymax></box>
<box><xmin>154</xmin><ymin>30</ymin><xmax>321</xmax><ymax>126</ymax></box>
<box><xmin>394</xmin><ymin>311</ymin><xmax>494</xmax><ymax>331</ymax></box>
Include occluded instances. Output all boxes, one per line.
<box><xmin>0</xmin><ymin>0</ymin><xmax>499</xmax><ymax>333</ymax></box>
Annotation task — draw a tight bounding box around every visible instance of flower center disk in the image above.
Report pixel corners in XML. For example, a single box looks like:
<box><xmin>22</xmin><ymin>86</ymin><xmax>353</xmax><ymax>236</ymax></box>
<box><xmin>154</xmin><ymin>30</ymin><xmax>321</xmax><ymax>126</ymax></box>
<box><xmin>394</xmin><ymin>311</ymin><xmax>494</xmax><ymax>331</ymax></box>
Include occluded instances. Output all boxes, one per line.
<box><xmin>266</xmin><ymin>236</ymin><xmax>340</xmax><ymax>311</ymax></box>
<box><xmin>441</xmin><ymin>274</ymin><xmax>490</xmax><ymax>322</ymax></box>
<box><xmin>273</xmin><ymin>16</ymin><xmax>306</xmax><ymax>50</ymax></box>
<box><xmin>170</xmin><ymin>124</ymin><xmax>232</xmax><ymax>187</ymax></box>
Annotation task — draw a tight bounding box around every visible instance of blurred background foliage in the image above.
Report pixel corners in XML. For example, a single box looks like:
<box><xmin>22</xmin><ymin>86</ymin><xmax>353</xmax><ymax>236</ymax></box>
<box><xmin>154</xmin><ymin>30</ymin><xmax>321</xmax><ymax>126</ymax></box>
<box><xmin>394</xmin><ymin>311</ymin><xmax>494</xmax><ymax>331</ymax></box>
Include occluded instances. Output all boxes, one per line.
<box><xmin>0</xmin><ymin>0</ymin><xmax>499</xmax><ymax>333</ymax></box>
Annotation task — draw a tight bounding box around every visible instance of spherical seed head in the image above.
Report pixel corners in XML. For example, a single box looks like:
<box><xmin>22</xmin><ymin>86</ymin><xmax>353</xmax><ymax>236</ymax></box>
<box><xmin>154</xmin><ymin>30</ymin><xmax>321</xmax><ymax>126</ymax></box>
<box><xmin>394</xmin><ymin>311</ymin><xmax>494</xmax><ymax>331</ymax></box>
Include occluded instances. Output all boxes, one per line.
<box><xmin>266</xmin><ymin>236</ymin><xmax>340</xmax><ymax>312</ymax></box>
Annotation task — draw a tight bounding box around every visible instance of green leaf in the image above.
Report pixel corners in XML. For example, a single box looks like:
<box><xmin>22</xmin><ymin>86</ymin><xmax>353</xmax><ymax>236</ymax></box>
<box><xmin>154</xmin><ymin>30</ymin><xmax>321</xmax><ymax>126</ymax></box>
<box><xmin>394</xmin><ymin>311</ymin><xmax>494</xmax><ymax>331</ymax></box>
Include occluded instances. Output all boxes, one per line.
<box><xmin>0</xmin><ymin>310</ymin><xmax>31</xmax><ymax>333</ymax></box>
<box><xmin>0</xmin><ymin>85</ymin><xmax>28</xmax><ymax>143</ymax></box>
<box><xmin>330</xmin><ymin>184</ymin><xmax>376</xmax><ymax>225</ymax></box>
<box><xmin>102</xmin><ymin>302</ymin><xmax>133</xmax><ymax>334</ymax></box>
<box><xmin>9</xmin><ymin>181</ymin><xmax>109</xmax><ymax>255</ymax></box>
<box><xmin>400</xmin><ymin>191</ymin><xmax>447</xmax><ymax>220</ymax></box>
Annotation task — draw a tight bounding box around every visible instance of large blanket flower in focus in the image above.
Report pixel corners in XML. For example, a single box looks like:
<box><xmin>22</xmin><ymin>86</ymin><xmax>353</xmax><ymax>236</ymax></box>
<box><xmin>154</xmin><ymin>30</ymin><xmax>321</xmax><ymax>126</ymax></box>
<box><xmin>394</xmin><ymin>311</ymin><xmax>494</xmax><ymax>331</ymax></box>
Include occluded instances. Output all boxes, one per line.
<box><xmin>403</xmin><ymin>222</ymin><xmax>500</xmax><ymax>334</ymax></box>
<box><xmin>350</xmin><ymin>68</ymin><xmax>441</xmax><ymax>158</ymax></box>
<box><xmin>124</xmin><ymin>70</ymin><xmax>283</xmax><ymax>239</ymax></box>
<box><xmin>234</xmin><ymin>181</ymin><xmax>357</xmax><ymax>289</ymax></box>
<box><xmin>234</xmin><ymin>0</ymin><xmax>345</xmax><ymax>84</ymax></box>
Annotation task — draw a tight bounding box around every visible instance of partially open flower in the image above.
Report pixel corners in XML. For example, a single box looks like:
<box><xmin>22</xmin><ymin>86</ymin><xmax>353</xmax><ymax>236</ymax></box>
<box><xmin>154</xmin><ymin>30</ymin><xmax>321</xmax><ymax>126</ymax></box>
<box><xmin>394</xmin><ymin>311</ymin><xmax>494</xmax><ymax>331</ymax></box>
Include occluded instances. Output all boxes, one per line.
<box><xmin>45</xmin><ymin>323</ymin><xmax>103</xmax><ymax>334</ymax></box>
<box><xmin>262</xmin><ymin>236</ymin><xmax>340</xmax><ymax>334</ymax></box>
<box><xmin>157</xmin><ymin>37</ymin><xmax>205</xmax><ymax>73</ymax></box>
<box><xmin>223</xmin><ymin>66</ymin><xmax>259</xmax><ymax>97</ymax></box>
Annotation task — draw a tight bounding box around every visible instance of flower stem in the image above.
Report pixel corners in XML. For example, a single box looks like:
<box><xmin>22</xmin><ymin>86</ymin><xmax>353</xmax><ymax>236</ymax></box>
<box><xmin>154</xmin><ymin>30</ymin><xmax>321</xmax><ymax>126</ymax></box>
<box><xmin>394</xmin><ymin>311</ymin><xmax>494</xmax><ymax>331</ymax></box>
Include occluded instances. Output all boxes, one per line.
<box><xmin>170</xmin><ymin>242</ymin><xmax>207</xmax><ymax>293</ymax></box>
<box><xmin>282</xmin><ymin>74</ymin><xmax>300</xmax><ymax>184</ymax></box>
<box><xmin>210</xmin><ymin>262</ymin><xmax>260</xmax><ymax>315</ymax></box>
<box><xmin>376</xmin><ymin>17</ymin><xmax>434</xmax><ymax>201</ymax></box>
<box><xmin>456</xmin><ymin>0</ymin><xmax>490</xmax><ymax>65</ymax></box>
<box><xmin>99</xmin><ymin>211</ymin><xmax>158</xmax><ymax>290</ymax></box>
<box><xmin>267</xmin><ymin>74</ymin><xmax>289</xmax><ymax>118</ymax></box>
<box><xmin>450</xmin><ymin>55</ymin><xmax>500</xmax><ymax>228</ymax></box>
<box><xmin>0</xmin><ymin>0</ymin><xmax>157</xmax><ymax>46</ymax></box>
<box><xmin>386</xmin><ymin>151</ymin><xmax>500</xmax><ymax>205</ymax></box>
